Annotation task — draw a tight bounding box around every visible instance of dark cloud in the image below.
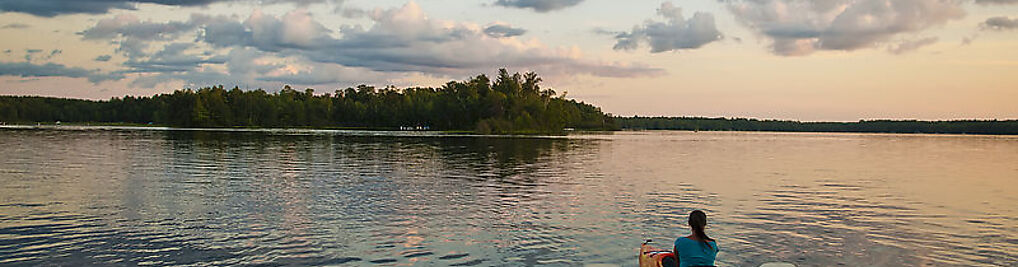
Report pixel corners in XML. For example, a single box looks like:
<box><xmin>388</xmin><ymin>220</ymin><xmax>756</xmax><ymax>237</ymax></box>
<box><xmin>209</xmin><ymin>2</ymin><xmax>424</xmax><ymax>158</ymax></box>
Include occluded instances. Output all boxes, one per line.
<box><xmin>484</xmin><ymin>24</ymin><xmax>527</xmax><ymax>38</ymax></box>
<box><xmin>982</xmin><ymin>16</ymin><xmax>1018</xmax><ymax>30</ymax></box>
<box><xmin>331</xmin><ymin>0</ymin><xmax>366</xmax><ymax>18</ymax></box>
<box><xmin>128</xmin><ymin>47</ymin><xmax>265</xmax><ymax>88</ymax></box>
<box><xmin>0</xmin><ymin>0</ymin><xmax>209</xmax><ymax>17</ymax></box>
<box><xmin>727</xmin><ymin>0</ymin><xmax>966</xmax><ymax>56</ymax></box>
<box><xmin>24</xmin><ymin>49</ymin><xmax>41</xmax><ymax>62</ymax></box>
<box><xmin>1</xmin><ymin>23</ymin><xmax>29</xmax><ymax>29</ymax></box>
<box><xmin>80</xmin><ymin>14</ymin><xmax>198</xmax><ymax>40</ymax></box>
<box><xmin>95</xmin><ymin>55</ymin><xmax>113</xmax><ymax>61</ymax></box>
<box><xmin>0</xmin><ymin>61</ymin><xmax>123</xmax><ymax>83</ymax></box>
<box><xmin>493</xmin><ymin>0</ymin><xmax>584</xmax><ymax>13</ymax></box>
<box><xmin>973</xmin><ymin>0</ymin><xmax>1018</xmax><ymax>4</ymax></box>
<box><xmin>119</xmin><ymin>43</ymin><xmax>227</xmax><ymax>73</ymax></box>
<box><xmin>262</xmin><ymin>0</ymin><xmax>326</xmax><ymax>5</ymax></box>
<box><xmin>613</xmin><ymin>2</ymin><xmax>722</xmax><ymax>53</ymax></box>
<box><xmin>0</xmin><ymin>0</ymin><xmax>324</xmax><ymax>17</ymax></box>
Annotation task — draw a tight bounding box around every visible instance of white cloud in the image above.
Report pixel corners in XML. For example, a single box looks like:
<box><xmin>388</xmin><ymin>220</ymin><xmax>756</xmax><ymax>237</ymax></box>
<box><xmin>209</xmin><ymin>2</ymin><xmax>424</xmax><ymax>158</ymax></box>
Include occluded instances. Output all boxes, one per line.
<box><xmin>727</xmin><ymin>0</ymin><xmax>966</xmax><ymax>56</ymax></box>
<box><xmin>245</xmin><ymin>9</ymin><xmax>332</xmax><ymax>50</ymax></box>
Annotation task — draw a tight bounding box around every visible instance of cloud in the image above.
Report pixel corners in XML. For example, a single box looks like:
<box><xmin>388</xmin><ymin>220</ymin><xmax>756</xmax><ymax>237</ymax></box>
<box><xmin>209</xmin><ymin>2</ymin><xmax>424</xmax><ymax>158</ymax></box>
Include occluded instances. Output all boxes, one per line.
<box><xmin>0</xmin><ymin>0</ymin><xmax>212</xmax><ymax>17</ymax></box>
<box><xmin>726</xmin><ymin>0</ymin><xmax>966</xmax><ymax>56</ymax></box>
<box><xmin>961</xmin><ymin>35</ymin><xmax>975</xmax><ymax>45</ymax></box>
<box><xmin>24</xmin><ymin>49</ymin><xmax>42</xmax><ymax>62</ymax></box>
<box><xmin>973</xmin><ymin>0</ymin><xmax>1018</xmax><ymax>4</ymax></box>
<box><xmin>331</xmin><ymin>0</ymin><xmax>366</xmax><ymax>18</ymax></box>
<box><xmin>0</xmin><ymin>0</ymin><xmax>326</xmax><ymax>17</ymax></box>
<box><xmin>244</xmin><ymin>9</ymin><xmax>332</xmax><ymax>50</ymax></box>
<box><xmin>81</xmin><ymin>13</ymin><xmax>239</xmax><ymax>59</ymax></box>
<box><xmin>327</xmin><ymin>2</ymin><xmax>661</xmax><ymax>76</ymax></box>
<box><xmin>119</xmin><ymin>43</ymin><xmax>227</xmax><ymax>73</ymax></box>
<box><xmin>80</xmin><ymin>13</ymin><xmax>199</xmax><ymax>41</ymax></box>
<box><xmin>982</xmin><ymin>16</ymin><xmax>1018</xmax><ymax>30</ymax></box>
<box><xmin>0</xmin><ymin>61</ymin><xmax>123</xmax><ymax>83</ymax></box>
<box><xmin>196</xmin><ymin>1</ymin><xmax>662</xmax><ymax>76</ymax></box>
<box><xmin>22</xmin><ymin>49</ymin><xmax>61</xmax><ymax>62</ymax></box>
<box><xmin>195</xmin><ymin>8</ymin><xmax>333</xmax><ymax>51</ymax></box>
<box><xmin>1</xmin><ymin>23</ymin><xmax>29</xmax><ymax>29</ymax></box>
<box><xmin>484</xmin><ymin>24</ymin><xmax>527</xmax><ymax>38</ymax></box>
<box><xmin>887</xmin><ymin>37</ymin><xmax>938</xmax><ymax>54</ymax></box>
<box><xmin>74</xmin><ymin>1</ymin><xmax>662</xmax><ymax>87</ymax></box>
<box><xmin>256</xmin><ymin>62</ymin><xmax>390</xmax><ymax>85</ymax></box>
<box><xmin>95</xmin><ymin>55</ymin><xmax>113</xmax><ymax>61</ymax></box>
<box><xmin>613</xmin><ymin>2</ymin><xmax>722</xmax><ymax>53</ymax></box>
<box><xmin>127</xmin><ymin>47</ymin><xmax>258</xmax><ymax>88</ymax></box>
<box><xmin>493</xmin><ymin>0</ymin><xmax>584</xmax><ymax>13</ymax></box>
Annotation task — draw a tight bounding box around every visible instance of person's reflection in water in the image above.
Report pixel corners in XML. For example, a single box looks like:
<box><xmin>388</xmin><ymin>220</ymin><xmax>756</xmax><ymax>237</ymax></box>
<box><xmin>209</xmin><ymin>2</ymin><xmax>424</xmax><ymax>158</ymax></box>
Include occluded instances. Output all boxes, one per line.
<box><xmin>672</xmin><ymin>210</ymin><xmax>719</xmax><ymax>267</ymax></box>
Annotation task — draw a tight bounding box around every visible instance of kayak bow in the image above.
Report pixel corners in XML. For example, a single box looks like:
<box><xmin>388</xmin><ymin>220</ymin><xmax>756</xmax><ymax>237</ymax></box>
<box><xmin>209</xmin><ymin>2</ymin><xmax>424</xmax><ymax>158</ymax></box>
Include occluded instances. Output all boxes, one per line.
<box><xmin>639</xmin><ymin>239</ymin><xmax>677</xmax><ymax>267</ymax></box>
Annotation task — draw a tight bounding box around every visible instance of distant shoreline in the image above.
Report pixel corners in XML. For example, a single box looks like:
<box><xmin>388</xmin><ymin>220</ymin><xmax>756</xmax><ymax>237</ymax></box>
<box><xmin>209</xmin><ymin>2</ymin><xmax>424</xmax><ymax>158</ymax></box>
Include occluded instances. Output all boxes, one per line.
<box><xmin>4</xmin><ymin>122</ymin><xmax>1018</xmax><ymax>136</ymax></box>
<box><xmin>616</xmin><ymin>116</ymin><xmax>1018</xmax><ymax>135</ymax></box>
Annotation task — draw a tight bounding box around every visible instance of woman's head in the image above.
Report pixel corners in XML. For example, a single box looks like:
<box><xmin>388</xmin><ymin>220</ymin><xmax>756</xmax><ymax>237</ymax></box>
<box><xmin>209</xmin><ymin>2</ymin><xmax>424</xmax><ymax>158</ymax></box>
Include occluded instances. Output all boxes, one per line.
<box><xmin>688</xmin><ymin>210</ymin><xmax>707</xmax><ymax>229</ymax></box>
<box><xmin>688</xmin><ymin>210</ymin><xmax>714</xmax><ymax>249</ymax></box>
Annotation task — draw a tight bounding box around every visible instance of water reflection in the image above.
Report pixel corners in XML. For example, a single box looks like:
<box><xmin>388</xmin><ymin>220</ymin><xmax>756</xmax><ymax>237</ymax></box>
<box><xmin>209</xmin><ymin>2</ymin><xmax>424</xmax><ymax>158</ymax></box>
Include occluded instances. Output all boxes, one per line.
<box><xmin>0</xmin><ymin>128</ymin><xmax>1016</xmax><ymax>266</ymax></box>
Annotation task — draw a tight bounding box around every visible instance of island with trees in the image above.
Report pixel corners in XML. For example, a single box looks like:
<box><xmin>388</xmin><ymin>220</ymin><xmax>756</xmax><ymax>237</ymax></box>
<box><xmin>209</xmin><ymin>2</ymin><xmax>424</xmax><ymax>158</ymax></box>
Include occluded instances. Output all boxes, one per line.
<box><xmin>2</xmin><ymin>69</ymin><xmax>1017</xmax><ymax>135</ymax></box>
<box><xmin>0</xmin><ymin>69</ymin><xmax>617</xmax><ymax>134</ymax></box>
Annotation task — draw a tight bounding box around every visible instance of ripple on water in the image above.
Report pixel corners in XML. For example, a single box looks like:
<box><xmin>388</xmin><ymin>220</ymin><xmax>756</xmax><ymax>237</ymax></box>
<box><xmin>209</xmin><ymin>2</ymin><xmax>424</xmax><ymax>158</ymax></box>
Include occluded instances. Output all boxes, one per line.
<box><xmin>1</xmin><ymin>129</ymin><xmax>1016</xmax><ymax>266</ymax></box>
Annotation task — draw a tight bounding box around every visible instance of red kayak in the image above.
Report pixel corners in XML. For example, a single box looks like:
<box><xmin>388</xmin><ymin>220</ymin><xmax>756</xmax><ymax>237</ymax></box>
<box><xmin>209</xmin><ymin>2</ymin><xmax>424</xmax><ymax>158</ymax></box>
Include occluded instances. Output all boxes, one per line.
<box><xmin>639</xmin><ymin>240</ymin><xmax>677</xmax><ymax>267</ymax></box>
<box><xmin>641</xmin><ymin>239</ymin><xmax>795</xmax><ymax>267</ymax></box>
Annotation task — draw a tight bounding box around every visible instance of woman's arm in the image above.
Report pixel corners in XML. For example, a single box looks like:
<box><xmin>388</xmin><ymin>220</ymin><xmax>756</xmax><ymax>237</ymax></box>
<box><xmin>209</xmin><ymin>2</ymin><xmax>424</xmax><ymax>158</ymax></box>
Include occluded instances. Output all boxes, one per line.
<box><xmin>673</xmin><ymin>244</ymin><xmax>680</xmax><ymax>267</ymax></box>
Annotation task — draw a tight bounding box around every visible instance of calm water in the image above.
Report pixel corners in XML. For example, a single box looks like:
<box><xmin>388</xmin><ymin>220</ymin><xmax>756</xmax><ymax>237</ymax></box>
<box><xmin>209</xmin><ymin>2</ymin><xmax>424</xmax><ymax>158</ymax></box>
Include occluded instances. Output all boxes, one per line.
<box><xmin>0</xmin><ymin>127</ymin><xmax>1015</xmax><ymax>266</ymax></box>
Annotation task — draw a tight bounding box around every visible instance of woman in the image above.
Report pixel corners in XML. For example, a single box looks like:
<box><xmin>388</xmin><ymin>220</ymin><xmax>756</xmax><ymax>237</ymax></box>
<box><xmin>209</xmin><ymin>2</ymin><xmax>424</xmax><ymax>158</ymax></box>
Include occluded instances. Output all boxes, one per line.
<box><xmin>673</xmin><ymin>210</ymin><xmax>719</xmax><ymax>267</ymax></box>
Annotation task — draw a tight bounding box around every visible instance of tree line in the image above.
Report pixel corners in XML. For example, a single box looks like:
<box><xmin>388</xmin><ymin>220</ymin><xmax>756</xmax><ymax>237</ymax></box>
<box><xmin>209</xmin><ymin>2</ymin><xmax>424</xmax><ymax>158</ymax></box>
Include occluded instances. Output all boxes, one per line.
<box><xmin>0</xmin><ymin>69</ymin><xmax>618</xmax><ymax>134</ymax></box>
<box><xmin>617</xmin><ymin>116</ymin><xmax>1018</xmax><ymax>135</ymax></box>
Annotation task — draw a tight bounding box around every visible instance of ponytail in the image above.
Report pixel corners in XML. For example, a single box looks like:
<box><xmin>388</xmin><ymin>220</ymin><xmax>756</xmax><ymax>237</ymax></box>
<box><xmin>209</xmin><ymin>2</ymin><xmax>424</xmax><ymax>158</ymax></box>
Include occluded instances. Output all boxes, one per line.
<box><xmin>688</xmin><ymin>210</ymin><xmax>714</xmax><ymax>250</ymax></box>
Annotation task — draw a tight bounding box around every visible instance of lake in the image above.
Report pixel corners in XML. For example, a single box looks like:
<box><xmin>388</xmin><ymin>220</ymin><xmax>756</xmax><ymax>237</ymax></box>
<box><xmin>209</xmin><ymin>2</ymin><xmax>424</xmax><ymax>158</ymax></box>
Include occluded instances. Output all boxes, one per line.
<box><xmin>0</xmin><ymin>127</ymin><xmax>1015</xmax><ymax>266</ymax></box>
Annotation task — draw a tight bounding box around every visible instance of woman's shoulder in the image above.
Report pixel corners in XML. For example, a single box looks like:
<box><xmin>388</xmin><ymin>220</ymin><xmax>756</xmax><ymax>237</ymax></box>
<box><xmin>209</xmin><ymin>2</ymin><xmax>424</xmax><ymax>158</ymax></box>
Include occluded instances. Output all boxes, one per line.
<box><xmin>676</xmin><ymin>235</ymin><xmax>713</xmax><ymax>242</ymax></box>
<box><xmin>675</xmin><ymin>236</ymin><xmax>719</xmax><ymax>245</ymax></box>
<box><xmin>674</xmin><ymin>236</ymin><xmax>703</xmax><ymax>245</ymax></box>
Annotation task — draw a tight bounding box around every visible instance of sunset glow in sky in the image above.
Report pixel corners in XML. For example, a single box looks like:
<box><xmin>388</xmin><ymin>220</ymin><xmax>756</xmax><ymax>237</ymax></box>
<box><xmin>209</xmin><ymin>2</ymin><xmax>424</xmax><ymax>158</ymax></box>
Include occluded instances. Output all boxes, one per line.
<box><xmin>1</xmin><ymin>0</ymin><xmax>1016</xmax><ymax>121</ymax></box>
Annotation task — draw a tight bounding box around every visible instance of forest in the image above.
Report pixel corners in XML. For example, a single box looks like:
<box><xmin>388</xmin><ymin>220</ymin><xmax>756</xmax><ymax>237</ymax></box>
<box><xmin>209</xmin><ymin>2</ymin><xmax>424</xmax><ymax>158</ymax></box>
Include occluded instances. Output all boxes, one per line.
<box><xmin>618</xmin><ymin>116</ymin><xmax>1018</xmax><ymax>135</ymax></box>
<box><xmin>4</xmin><ymin>68</ymin><xmax>1016</xmax><ymax>135</ymax></box>
<box><xmin>0</xmin><ymin>69</ymin><xmax>618</xmax><ymax>134</ymax></box>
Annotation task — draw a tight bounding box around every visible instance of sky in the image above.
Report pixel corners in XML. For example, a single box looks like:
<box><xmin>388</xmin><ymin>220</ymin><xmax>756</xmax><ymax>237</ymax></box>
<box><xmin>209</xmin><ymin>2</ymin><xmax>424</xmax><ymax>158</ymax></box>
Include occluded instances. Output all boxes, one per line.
<box><xmin>0</xmin><ymin>0</ymin><xmax>1016</xmax><ymax>121</ymax></box>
